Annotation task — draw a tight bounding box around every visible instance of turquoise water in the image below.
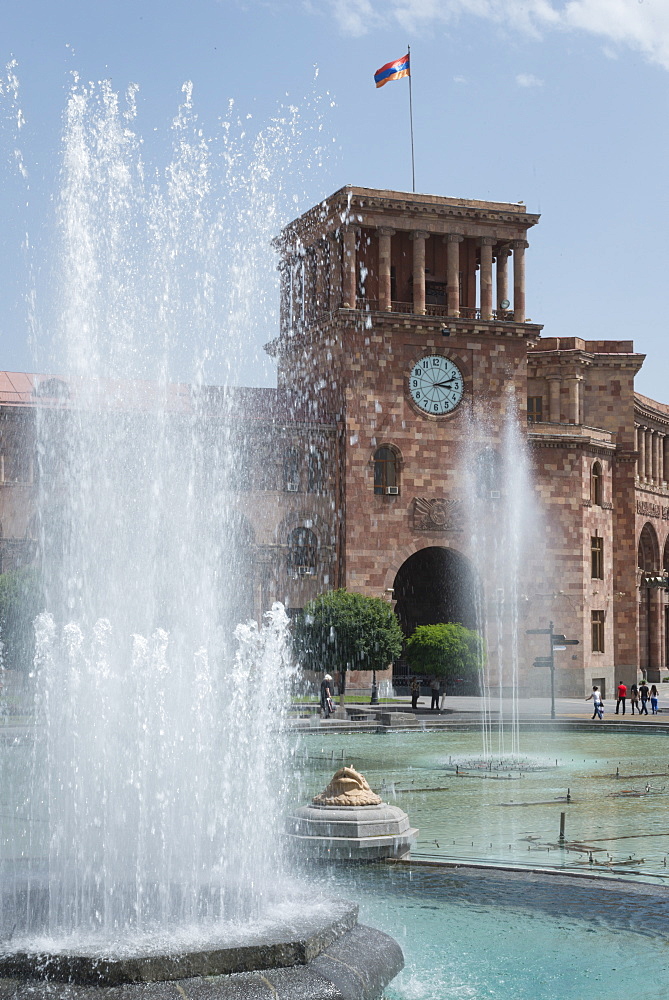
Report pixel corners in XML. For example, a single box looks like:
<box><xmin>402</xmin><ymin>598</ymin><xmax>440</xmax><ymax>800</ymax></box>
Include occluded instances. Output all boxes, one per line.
<box><xmin>294</xmin><ymin>728</ymin><xmax>669</xmax><ymax>878</ymax></box>
<box><xmin>296</xmin><ymin>729</ymin><xmax>669</xmax><ymax>998</ymax></box>
<box><xmin>315</xmin><ymin>865</ymin><xmax>669</xmax><ymax>1000</ymax></box>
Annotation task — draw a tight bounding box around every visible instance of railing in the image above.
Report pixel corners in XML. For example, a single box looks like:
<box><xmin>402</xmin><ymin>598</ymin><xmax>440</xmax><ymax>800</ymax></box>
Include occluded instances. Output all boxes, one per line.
<box><xmin>352</xmin><ymin>300</ymin><xmax>517</xmax><ymax>322</ymax></box>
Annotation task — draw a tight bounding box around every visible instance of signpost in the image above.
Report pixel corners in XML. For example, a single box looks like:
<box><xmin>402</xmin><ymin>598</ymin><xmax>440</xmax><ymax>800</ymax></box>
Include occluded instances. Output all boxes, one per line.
<box><xmin>526</xmin><ymin>621</ymin><xmax>579</xmax><ymax>720</ymax></box>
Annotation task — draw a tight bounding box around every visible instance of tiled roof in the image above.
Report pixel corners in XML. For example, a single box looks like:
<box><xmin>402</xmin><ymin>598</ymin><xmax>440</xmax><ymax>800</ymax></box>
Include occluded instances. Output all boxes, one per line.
<box><xmin>0</xmin><ymin>372</ymin><xmax>336</xmax><ymax>424</ymax></box>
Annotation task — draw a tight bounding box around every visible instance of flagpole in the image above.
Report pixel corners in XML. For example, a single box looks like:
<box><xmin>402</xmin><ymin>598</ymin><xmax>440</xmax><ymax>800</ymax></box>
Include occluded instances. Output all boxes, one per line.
<box><xmin>407</xmin><ymin>44</ymin><xmax>415</xmax><ymax>193</ymax></box>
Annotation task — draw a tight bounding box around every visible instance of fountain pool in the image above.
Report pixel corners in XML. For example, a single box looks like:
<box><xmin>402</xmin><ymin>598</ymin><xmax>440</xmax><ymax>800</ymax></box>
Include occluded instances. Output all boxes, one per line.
<box><xmin>293</xmin><ymin>728</ymin><xmax>669</xmax><ymax>997</ymax></box>
<box><xmin>294</xmin><ymin>728</ymin><xmax>669</xmax><ymax>877</ymax></box>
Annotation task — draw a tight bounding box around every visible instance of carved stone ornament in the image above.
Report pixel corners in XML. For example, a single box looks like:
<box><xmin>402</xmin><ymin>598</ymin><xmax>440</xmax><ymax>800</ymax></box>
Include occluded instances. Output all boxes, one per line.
<box><xmin>313</xmin><ymin>767</ymin><xmax>382</xmax><ymax>807</ymax></box>
<box><xmin>413</xmin><ymin>496</ymin><xmax>462</xmax><ymax>531</ymax></box>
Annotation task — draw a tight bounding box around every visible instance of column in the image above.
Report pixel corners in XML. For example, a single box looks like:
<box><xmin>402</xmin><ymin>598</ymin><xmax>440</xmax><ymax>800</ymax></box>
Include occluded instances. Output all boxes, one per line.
<box><xmin>377</xmin><ymin>227</ymin><xmax>395</xmax><ymax>312</ymax></box>
<box><xmin>637</xmin><ymin>425</ymin><xmax>645</xmax><ymax>480</ymax></box>
<box><xmin>652</xmin><ymin>430</ymin><xmax>660</xmax><ymax>486</ymax></box>
<box><xmin>278</xmin><ymin>259</ymin><xmax>291</xmax><ymax>334</ymax></box>
<box><xmin>566</xmin><ymin>376</ymin><xmax>582</xmax><ymax>425</ymax></box>
<box><xmin>496</xmin><ymin>247</ymin><xmax>511</xmax><ymax>313</ymax></box>
<box><xmin>445</xmin><ymin>234</ymin><xmax>463</xmax><ymax>317</ymax></box>
<box><xmin>479</xmin><ymin>237</ymin><xmax>495</xmax><ymax>321</ymax></box>
<box><xmin>659</xmin><ymin>433</ymin><xmax>666</xmax><ymax>485</ymax></box>
<box><xmin>327</xmin><ymin>233</ymin><xmax>340</xmax><ymax>309</ymax></box>
<box><xmin>664</xmin><ymin>435</ymin><xmax>669</xmax><ymax>485</ymax></box>
<box><xmin>547</xmin><ymin>376</ymin><xmax>561</xmax><ymax>423</ymax></box>
<box><xmin>645</xmin><ymin>427</ymin><xmax>653</xmax><ymax>482</ymax></box>
<box><xmin>341</xmin><ymin>227</ymin><xmax>357</xmax><ymax>309</ymax></box>
<box><xmin>411</xmin><ymin>230</ymin><xmax>430</xmax><ymax>315</ymax></box>
<box><xmin>314</xmin><ymin>240</ymin><xmax>326</xmax><ymax>314</ymax></box>
<box><xmin>512</xmin><ymin>240</ymin><xmax>528</xmax><ymax>322</ymax></box>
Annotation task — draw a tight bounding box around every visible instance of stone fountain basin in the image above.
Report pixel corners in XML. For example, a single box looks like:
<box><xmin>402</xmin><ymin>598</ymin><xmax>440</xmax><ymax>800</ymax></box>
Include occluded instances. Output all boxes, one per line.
<box><xmin>0</xmin><ymin>895</ymin><xmax>359</xmax><ymax>986</ymax></box>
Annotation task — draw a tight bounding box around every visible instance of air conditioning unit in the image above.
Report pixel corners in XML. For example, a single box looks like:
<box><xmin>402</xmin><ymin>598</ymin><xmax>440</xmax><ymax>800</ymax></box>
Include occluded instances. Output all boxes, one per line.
<box><xmin>286</xmin><ymin>482</ymin><xmax>299</xmax><ymax>492</ymax></box>
<box><xmin>297</xmin><ymin>566</ymin><xmax>315</xmax><ymax>576</ymax></box>
<box><xmin>489</xmin><ymin>490</ymin><xmax>501</xmax><ymax>500</ymax></box>
<box><xmin>385</xmin><ymin>486</ymin><xmax>399</xmax><ymax>495</ymax></box>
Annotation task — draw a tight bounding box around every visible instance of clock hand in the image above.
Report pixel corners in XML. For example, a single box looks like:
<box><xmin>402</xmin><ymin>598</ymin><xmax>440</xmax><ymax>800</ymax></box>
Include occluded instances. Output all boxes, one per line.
<box><xmin>432</xmin><ymin>380</ymin><xmax>455</xmax><ymax>388</ymax></box>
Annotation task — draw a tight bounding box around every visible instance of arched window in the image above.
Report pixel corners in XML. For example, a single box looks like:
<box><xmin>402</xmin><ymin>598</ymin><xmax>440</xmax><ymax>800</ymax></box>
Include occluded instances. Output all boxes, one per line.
<box><xmin>288</xmin><ymin>527</ymin><xmax>318</xmax><ymax>576</ymax></box>
<box><xmin>638</xmin><ymin>523</ymin><xmax>659</xmax><ymax>574</ymax></box>
<box><xmin>374</xmin><ymin>446</ymin><xmax>399</xmax><ymax>495</ymax></box>
<box><xmin>283</xmin><ymin>448</ymin><xmax>300</xmax><ymax>492</ymax></box>
<box><xmin>307</xmin><ymin>449</ymin><xmax>324</xmax><ymax>494</ymax></box>
<box><xmin>590</xmin><ymin>462</ymin><xmax>603</xmax><ymax>506</ymax></box>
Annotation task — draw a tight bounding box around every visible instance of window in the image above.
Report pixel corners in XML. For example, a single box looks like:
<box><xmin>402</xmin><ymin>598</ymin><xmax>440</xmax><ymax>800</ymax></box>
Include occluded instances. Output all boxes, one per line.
<box><xmin>527</xmin><ymin>396</ymin><xmax>543</xmax><ymax>423</ymax></box>
<box><xmin>590</xmin><ymin>462</ymin><xmax>602</xmax><ymax>506</ymax></box>
<box><xmin>591</xmin><ymin>610</ymin><xmax>605</xmax><ymax>653</ymax></box>
<box><xmin>288</xmin><ymin>527</ymin><xmax>317</xmax><ymax>576</ymax></box>
<box><xmin>307</xmin><ymin>450</ymin><xmax>324</xmax><ymax>494</ymax></box>
<box><xmin>591</xmin><ymin>535</ymin><xmax>604</xmax><ymax>579</ymax></box>
<box><xmin>374</xmin><ymin>446</ymin><xmax>398</xmax><ymax>495</ymax></box>
<box><xmin>283</xmin><ymin>448</ymin><xmax>300</xmax><ymax>491</ymax></box>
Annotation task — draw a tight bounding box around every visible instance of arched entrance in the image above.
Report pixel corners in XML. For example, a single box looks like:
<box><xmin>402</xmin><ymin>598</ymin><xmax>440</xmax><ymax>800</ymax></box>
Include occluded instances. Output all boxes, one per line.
<box><xmin>393</xmin><ymin>546</ymin><xmax>479</xmax><ymax>636</ymax></box>
<box><xmin>638</xmin><ymin>522</ymin><xmax>661</xmax><ymax>674</ymax></box>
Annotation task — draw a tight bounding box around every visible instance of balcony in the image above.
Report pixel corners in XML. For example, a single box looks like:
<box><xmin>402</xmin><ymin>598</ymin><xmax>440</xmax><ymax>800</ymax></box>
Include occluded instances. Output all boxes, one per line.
<box><xmin>355</xmin><ymin>299</ymin><xmax>516</xmax><ymax>322</ymax></box>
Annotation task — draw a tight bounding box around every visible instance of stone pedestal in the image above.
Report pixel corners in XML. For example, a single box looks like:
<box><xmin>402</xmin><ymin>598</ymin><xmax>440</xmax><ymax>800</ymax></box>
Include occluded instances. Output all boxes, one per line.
<box><xmin>288</xmin><ymin>802</ymin><xmax>418</xmax><ymax>860</ymax></box>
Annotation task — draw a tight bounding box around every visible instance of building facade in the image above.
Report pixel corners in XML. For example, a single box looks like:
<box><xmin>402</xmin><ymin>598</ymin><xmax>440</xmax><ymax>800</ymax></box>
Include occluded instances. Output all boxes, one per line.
<box><xmin>2</xmin><ymin>185</ymin><xmax>668</xmax><ymax>696</ymax></box>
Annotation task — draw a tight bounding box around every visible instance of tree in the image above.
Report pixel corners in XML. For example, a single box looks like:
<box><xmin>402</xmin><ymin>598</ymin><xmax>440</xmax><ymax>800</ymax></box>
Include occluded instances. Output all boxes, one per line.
<box><xmin>405</xmin><ymin>623</ymin><xmax>483</xmax><ymax>683</ymax></box>
<box><xmin>0</xmin><ymin>567</ymin><xmax>42</xmax><ymax>672</ymax></box>
<box><xmin>293</xmin><ymin>589</ymin><xmax>404</xmax><ymax>700</ymax></box>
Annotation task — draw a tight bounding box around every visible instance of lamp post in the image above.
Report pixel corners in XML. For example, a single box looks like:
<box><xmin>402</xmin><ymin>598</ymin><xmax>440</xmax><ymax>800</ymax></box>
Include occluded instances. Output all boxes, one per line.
<box><xmin>370</xmin><ymin>668</ymin><xmax>379</xmax><ymax>705</ymax></box>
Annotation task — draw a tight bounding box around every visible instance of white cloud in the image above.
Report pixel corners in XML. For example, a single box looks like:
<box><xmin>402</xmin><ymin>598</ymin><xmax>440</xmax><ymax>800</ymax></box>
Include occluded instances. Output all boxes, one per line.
<box><xmin>321</xmin><ymin>0</ymin><xmax>669</xmax><ymax>70</ymax></box>
<box><xmin>516</xmin><ymin>73</ymin><xmax>544</xmax><ymax>87</ymax></box>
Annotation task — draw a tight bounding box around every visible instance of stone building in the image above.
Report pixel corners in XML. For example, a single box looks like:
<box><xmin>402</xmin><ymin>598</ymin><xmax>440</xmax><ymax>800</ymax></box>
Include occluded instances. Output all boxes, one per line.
<box><xmin>2</xmin><ymin>185</ymin><xmax>668</xmax><ymax>696</ymax></box>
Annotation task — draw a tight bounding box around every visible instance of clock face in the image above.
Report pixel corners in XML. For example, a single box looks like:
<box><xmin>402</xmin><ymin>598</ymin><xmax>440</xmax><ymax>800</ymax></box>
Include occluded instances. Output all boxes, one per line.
<box><xmin>409</xmin><ymin>355</ymin><xmax>464</xmax><ymax>415</ymax></box>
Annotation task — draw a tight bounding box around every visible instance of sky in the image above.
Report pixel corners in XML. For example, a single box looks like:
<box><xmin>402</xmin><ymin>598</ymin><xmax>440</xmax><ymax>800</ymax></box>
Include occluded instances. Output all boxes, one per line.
<box><xmin>1</xmin><ymin>0</ymin><xmax>668</xmax><ymax>400</ymax></box>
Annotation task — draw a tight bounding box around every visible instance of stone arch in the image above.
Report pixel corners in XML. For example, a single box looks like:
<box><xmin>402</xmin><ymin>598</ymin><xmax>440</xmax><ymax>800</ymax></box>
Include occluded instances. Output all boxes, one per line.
<box><xmin>638</xmin><ymin>521</ymin><xmax>662</xmax><ymax>676</ymax></box>
<box><xmin>392</xmin><ymin>544</ymin><xmax>480</xmax><ymax>636</ymax></box>
<box><xmin>638</xmin><ymin>521</ymin><xmax>660</xmax><ymax>573</ymax></box>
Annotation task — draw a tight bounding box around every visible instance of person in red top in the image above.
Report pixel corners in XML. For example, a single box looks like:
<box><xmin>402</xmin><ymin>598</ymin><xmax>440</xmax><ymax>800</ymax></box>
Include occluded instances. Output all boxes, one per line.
<box><xmin>616</xmin><ymin>681</ymin><xmax>627</xmax><ymax>715</ymax></box>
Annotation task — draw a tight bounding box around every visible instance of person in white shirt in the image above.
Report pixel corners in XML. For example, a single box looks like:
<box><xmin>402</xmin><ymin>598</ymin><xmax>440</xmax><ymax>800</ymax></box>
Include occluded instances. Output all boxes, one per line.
<box><xmin>585</xmin><ymin>685</ymin><xmax>604</xmax><ymax>720</ymax></box>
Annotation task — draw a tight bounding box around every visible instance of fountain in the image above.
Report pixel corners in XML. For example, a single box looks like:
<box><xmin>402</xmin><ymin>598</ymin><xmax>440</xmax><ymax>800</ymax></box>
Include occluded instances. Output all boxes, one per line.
<box><xmin>0</xmin><ymin>80</ymin><xmax>402</xmax><ymax>997</ymax></box>
<box><xmin>462</xmin><ymin>387</ymin><xmax>537</xmax><ymax>761</ymax></box>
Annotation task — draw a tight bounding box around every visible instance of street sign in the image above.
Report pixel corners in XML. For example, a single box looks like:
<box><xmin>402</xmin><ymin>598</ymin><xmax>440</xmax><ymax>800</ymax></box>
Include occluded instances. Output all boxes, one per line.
<box><xmin>526</xmin><ymin>629</ymin><xmax>552</xmax><ymax>635</ymax></box>
<box><xmin>533</xmin><ymin>657</ymin><xmax>552</xmax><ymax>667</ymax></box>
<box><xmin>552</xmin><ymin>634</ymin><xmax>566</xmax><ymax>642</ymax></box>
<box><xmin>552</xmin><ymin>645</ymin><xmax>566</xmax><ymax>651</ymax></box>
<box><xmin>562</xmin><ymin>639</ymin><xmax>579</xmax><ymax>645</ymax></box>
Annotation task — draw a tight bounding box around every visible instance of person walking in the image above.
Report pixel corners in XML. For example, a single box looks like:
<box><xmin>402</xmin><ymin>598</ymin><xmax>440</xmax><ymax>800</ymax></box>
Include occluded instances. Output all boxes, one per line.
<box><xmin>430</xmin><ymin>677</ymin><xmax>440</xmax><ymax>711</ymax></box>
<box><xmin>639</xmin><ymin>680</ymin><xmax>650</xmax><ymax>715</ymax></box>
<box><xmin>650</xmin><ymin>684</ymin><xmax>659</xmax><ymax>715</ymax></box>
<box><xmin>410</xmin><ymin>676</ymin><xmax>420</xmax><ymax>711</ymax></box>
<box><xmin>586</xmin><ymin>685</ymin><xmax>604</xmax><ymax>720</ymax></box>
<box><xmin>615</xmin><ymin>680</ymin><xmax>627</xmax><ymax>715</ymax></box>
<box><xmin>320</xmin><ymin>674</ymin><xmax>334</xmax><ymax>718</ymax></box>
<box><xmin>630</xmin><ymin>684</ymin><xmax>639</xmax><ymax>715</ymax></box>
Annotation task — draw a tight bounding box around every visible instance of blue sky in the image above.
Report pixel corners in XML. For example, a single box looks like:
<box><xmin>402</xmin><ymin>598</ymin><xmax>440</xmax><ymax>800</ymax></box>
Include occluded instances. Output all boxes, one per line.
<box><xmin>1</xmin><ymin>0</ymin><xmax>668</xmax><ymax>399</ymax></box>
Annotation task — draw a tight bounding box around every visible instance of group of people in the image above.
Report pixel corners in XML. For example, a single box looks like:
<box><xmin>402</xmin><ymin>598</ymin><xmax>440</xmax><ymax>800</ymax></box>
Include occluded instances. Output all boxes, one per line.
<box><xmin>614</xmin><ymin>680</ymin><xmax>659</xmax><ymax>716</ymax></box>
<box><xmin>410</xmin><ymin>677</ymin><xmax>446</xmax><ymax>711</ymax></box>
<box><xmin>587</xmin><ymin>680</ymin><xmax>660</xmax><ymax>720</ymax></box>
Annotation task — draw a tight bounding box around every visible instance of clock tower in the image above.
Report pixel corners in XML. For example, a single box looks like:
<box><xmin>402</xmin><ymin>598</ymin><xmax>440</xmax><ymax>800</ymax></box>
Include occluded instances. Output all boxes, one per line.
<box><xmin>267</xmin><ymin>185</ymin><xmax>541</xmax><ymax>684</ymax></box>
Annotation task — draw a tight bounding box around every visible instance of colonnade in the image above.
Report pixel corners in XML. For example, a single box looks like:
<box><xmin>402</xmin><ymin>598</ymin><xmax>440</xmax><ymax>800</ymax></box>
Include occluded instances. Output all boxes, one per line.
<box><xmin>636</xmin><ymin>424</ymin><xmax>669</xmax><ymax>486</ymax></box>
<box><xmin>280</xmin><ymin>226</ymin><xmax>530</xmax><ymax>329</ymax></box>
<box><xmin>344</xmin><ymin>226</ymin><xmax>528</xmax><ymax>322</ymax></box>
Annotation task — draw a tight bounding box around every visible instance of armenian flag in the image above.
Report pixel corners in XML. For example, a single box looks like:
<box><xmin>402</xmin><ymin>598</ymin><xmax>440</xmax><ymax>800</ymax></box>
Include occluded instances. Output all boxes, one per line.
<box><xmin>374</xmin><ymin>53</ymin><xmax>410</xmax><ymax>89</ymax></box>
